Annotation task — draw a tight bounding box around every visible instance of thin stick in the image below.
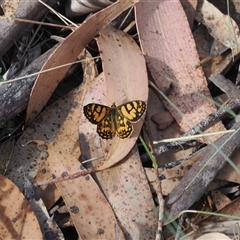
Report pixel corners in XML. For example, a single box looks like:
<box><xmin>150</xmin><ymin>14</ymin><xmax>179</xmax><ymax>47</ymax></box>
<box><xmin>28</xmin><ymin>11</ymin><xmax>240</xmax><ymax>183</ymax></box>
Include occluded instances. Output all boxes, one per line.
<box><xmin>15</xmin><ymin>18</ymin><xmax>76</xmax><ymax>29</ymax></box>
<box><xmin>34</xmin><ymin>167</ymin><xmax>93</xmax><ymax>187</ymax></box>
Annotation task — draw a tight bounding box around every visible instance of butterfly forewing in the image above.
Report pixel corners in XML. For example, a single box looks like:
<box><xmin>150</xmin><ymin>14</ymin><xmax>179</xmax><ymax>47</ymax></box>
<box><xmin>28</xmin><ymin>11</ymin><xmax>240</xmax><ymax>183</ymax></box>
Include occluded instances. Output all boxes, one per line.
<box><xmin>117</xmin><ymin>100</ymin><xmax>146</xmax><ymax>122</ymax></box>
<box><xmin>83</xmin><ymin>103</ymin><xmax>111</xmax><ymax>124</ymax></box>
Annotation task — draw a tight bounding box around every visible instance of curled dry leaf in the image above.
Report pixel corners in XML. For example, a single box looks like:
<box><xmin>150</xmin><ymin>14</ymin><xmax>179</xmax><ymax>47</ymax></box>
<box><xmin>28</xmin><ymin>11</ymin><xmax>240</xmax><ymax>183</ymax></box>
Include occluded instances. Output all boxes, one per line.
<box><xmin>66</xmin><ymin>0</ymin><xmax>113</xmax><ymax>17</ymax></box>
<box><xmin>193</xmin><ymin>24</ymin><xmax>234</xmax><ymax>79</ymax></box>
<box><xmin>196</xmin><ymin>0</ymin><xmax>240</xmax><ymax>56</ymax></box>
<box><xmin>80</xmin><ymin>26</ymin><xmax>148</xmax><ymax>170</ymax></box>
<box><xmin>0</xmin><ymin>174</ymin><xmax>42</xmax><ymax>239</ymax></box>
<box><xmin>136</xmin><ymin>0</ymin><xmax>225</xmax><ymax>142</ymax></box>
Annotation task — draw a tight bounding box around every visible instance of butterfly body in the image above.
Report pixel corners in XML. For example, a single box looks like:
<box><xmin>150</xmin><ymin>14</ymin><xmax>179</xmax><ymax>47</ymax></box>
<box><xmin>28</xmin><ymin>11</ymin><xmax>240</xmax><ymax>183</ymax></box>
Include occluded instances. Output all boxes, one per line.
<box><xmin>83</xmin><ymin>101</ymin><xmax>146</xmax><ymax>139</ymax></box>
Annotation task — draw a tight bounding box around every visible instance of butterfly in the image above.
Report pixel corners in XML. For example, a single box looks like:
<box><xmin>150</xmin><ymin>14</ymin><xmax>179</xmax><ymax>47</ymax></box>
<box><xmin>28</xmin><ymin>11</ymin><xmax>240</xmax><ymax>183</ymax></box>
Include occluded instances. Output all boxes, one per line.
<box><xmin>83</xmin><ymin>100</ymin><xmax>147</xmax><ymax>139</ymax></box>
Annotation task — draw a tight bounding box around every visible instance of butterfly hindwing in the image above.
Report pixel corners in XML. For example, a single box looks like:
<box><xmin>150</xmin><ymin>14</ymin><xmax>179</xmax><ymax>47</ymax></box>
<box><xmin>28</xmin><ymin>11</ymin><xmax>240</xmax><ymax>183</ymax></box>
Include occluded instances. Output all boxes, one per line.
<box><xmin>115</xmin><ymin>111</ymin><xmax>133</xmax><ymax>139</ymax></box>
<box><xmin>97</xmin><ymin>113</ymin><xmax>115</xmax><ymax>139</ymax></box>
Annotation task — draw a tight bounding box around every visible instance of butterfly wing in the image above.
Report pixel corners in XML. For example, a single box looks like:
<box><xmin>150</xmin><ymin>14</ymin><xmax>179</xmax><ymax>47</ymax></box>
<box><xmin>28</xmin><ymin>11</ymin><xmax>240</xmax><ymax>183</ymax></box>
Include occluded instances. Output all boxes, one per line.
<box><xmin>97</xmin><ymin>113</ymin><xmax>115</xmax><ymax>139</ymax></box>
<box><xmin>84</xmin><ymin>101</ymin><xmax>146</xmax><ymax>139</ymax></box>
<box><xmin>117</xmin><ymin>100</ymin><xmax>147</xmax><ymax>122</ymax></box>
<box><xmin>83</xmin><ymin>103</ymin><xmax>111</xmax><ymax>124</ymax></box>
<box><xmin>115</xmin><ymin>111</ymin><xmax>133</xmax><ymax>139</ymax></box>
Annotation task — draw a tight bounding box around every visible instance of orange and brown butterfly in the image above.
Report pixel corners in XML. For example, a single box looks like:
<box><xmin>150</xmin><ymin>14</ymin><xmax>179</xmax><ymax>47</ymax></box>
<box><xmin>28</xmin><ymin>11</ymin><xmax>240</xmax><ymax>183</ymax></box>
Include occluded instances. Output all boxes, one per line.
<box><xmin>83</xmin><ymin>100</ymin><xmax>147</xmax><ymax>139</ymax></box>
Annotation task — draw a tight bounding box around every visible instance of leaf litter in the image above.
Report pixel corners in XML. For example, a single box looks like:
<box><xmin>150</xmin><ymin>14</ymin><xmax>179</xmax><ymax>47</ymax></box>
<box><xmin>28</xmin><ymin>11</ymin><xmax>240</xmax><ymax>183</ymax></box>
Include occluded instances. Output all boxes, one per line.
<box><xmin>2</xmin><ymin>0</ymin><xmax>240</xmax><ymax>239</ymax></box>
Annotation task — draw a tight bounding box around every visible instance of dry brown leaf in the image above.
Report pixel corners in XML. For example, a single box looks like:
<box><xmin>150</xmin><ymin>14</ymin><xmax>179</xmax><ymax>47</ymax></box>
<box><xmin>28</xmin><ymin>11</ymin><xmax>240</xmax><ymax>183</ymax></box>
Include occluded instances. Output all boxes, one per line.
<box><xmin>80</xmin><ymin>26</ymin><xmax>148</xmax><ymax>170</ymax></box>
<box><xmin>196</xmin><ymin>0</ymin><xmax>240</xmax><ymax>56</ymax></box>
<box><xmin>216</xmin><ymin>149</ymin><xmax>240</xmax><ymax>184</ymax></box>
<box><xmin>29</xmin><ymin>48</ymin><xmax>124</xmax><ymax>238</ymax></box>
<box><xmin>31</xmin><ymin>49</ymin><xmax>97</xmax><ymax>209</ymax></box>
<box><xmin>95</xmin><ymin>146</ymin><xmax>157</xmax><ymax>239</ymax></box>
<box><xmin>193</xmin><ymin>24</ymin><xmax>235</xmax><ymax>78</ymax></box>
<box><xmin>35</xmin><ymin>142</ymin><xmax>125</xmax><ymax>239</ymax></box>
<box><xmin>196</xmin><ymin>198</ymin><xmax>240</xmax><ymax>229</ymax></box>
<box><xmin>0</xmin><ymin>139</ymin><xmax>14</xmax><ymax>174</ymax></box>
<box><xmin>211</xmin><ymin>190</ymin><xmax>231</xmax><ymax>210</ymax></box>
<box><xmin>78</xmin><ymin>27</ymin><xmax>154</xmax><ymax>238</ymax></box>
<box><xmin>0</xmin><ymin>174</ymin><xmax>42</xmax><ymax>239</ymax></box>
<box><xmin>29</xmin><ymin>50</ymin><xmax>124</xmax><ymax>238</ymax></box>
<box><xmin>26</xmin><ymin>0</ymin><xmax>140</xmax><ymax>125</ymax></box>
<box><xmin>0</xmin><ymin>0</ymin><xmax>19</xmax><ymax>21</ymax></box>
<box><xmin>136</xmin><ymin>0</ymin><xmax>225</xmax><ymax>142</ymax></box>
<box><xmin>145</xmin><ymin>156</ymin><xmax>200</xmax><ymax>196</ymax></box>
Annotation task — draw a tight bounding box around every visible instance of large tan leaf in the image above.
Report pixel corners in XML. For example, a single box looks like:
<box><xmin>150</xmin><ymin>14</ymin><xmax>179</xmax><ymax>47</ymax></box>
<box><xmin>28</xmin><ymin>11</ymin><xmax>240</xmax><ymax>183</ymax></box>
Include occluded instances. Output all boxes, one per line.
<box><xmin>135</xmin><ymin>0</ymin><xmax>225</xmax><ymax>142</ymax></box>
<box><xmin>37</xmin><ymin>142</ymin><xmax>125</xmax><ymax>239</ymax></box>
<box><xmin>37</xmin><ymin>50</ymin><xmax>125</xmax><ymax>238</ymax></box>
<box><xmin>0</xmin><ymin>174</ymin><xmax>42</xmax><ymax>239</ymax></box>
<box><xmin>40</xmin><ymin>57</ymin><xmax>124</xmax><ymax>238</ymax></box>
<box><xmin>95</xmin><ymin>146</ymin><xmax>157</xmax><ymax>239</ymax></box>
<box><xmin>80</xmin><ymin>26</ymin><xmax>148</xmax><ymax>170</ymax></box>
<box><xmin>31</xmin><ymin>49</ymin><xmax>98</xmax><ymax>209</ymax></box>
<box><xmin>36</xmin><ymin>81</ymin><xmax>125</xmax><ymax>238</ymax></box>
<box><xmin>26</xmin><ymin>0</ymin><xmax>140</xmax><ymax>125</ymax></box>
<box><xmin>79</xmin><ymin>27</ymin><xmax>154</xmax><ymax>238</ymax></box>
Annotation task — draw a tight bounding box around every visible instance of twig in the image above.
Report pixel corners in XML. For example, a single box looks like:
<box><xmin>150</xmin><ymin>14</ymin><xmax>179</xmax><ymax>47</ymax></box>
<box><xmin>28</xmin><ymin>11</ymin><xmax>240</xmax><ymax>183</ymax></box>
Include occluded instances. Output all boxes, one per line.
<box><xmin>155</xmin><ymin>167</ymin><xmax>165</xmax><ymax>240</ymax></box>
<box><xmin>34</xmin><ymin>167</ymin><xmax>93</xmax><ymax>186</ymax></box>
